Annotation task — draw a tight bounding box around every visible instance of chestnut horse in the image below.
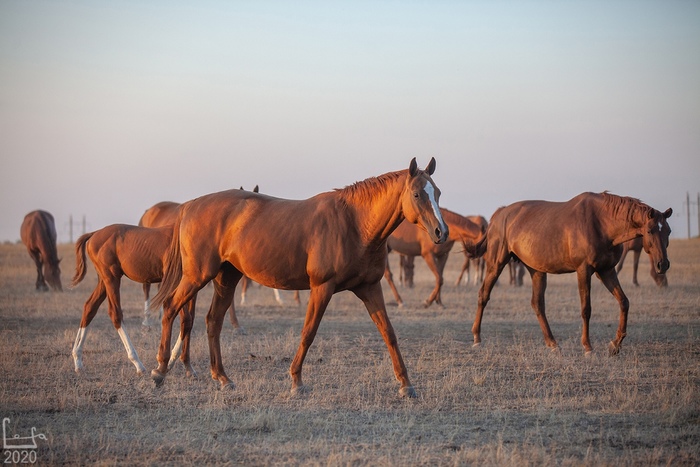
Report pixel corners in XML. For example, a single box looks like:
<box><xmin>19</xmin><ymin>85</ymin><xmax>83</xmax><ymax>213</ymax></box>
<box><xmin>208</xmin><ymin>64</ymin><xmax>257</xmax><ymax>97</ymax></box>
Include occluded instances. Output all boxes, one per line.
<box><xmin>71</xmin><ymin>224</ymin><xmax>195</xmax><ymax>375</ymax></box>
<box><xmin>20</xmin><ymin>210</ymin><xmax>62</xmax><ymax>291</ymax></box>
<box><xmin>150</xmin><ymin>158</ymin><xmax>448</xmax><ymax>397</ymax></box>
<box><xmin>384</xmin><ymin>208</ymin><xmax>484</xmax><ymax>307</ymax></box>
<box><xmin>616</xmin><ymin>237</ymin><xmax>668</xmax><ymax>287</ymax></box>
<box><xmin>471</xmin><ymin>192</ymin><xmax>672</xmax><ymax>355</ymax></box>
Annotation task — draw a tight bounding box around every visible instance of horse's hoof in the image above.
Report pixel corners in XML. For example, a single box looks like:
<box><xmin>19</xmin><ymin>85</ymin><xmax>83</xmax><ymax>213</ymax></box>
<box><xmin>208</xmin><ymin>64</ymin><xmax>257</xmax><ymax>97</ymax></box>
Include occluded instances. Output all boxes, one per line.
<box><xmin>185</xmin><ymin>366</ymin><xmax>198</xmax><ymax>379</ymax></box>
<box><xmin>220</xmin><ymin>381</ymin><xmax>235</xmax><ymax>391</ymax></box>
<box><xmin>291</xmin><ymin>385</ymin><xmax>311</xmax><ymax>396</ymax></box>
<box><xmin>151</xmin><ymin>369</ymin><xmax>165</xmax><ymax>387</ymax></box>
<box><xmin>608</xmin><ymin>341</ymin><xmax>620</xmax><ymax>356</ymax></box>
<box><xmin>233</xmin><ymin>327</ymin><xmax>248</xmax><ymax>336</ymax></box>
<box><xmin>399</xmin><ymin>386</ymin><xmax>417</xmax><ymax>398</ymax></box>
<box><xmin>584</xmin><ymin>350</ymin><xmax>593</xmax><ymax>358</ymax></box>
<box><xmin>472</xmin><ymin>341</ymin><xmax>481</xmax><ymax>348</ymax></box>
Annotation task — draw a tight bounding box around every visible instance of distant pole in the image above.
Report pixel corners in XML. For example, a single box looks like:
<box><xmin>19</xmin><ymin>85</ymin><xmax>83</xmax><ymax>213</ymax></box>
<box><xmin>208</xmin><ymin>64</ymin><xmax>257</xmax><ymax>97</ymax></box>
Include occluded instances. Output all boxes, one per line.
<box><xmin>82</xmin><ymin>215</ymin><xmax>86</xmax><ymax>236</ymax></box>
<box><xmin>697</xmin><ymin>193</ymin><xmax>699</xmax><ymax>238</ymax></box>
<box><xmin>687</xmin><ymin>192</ymin><xmax>691</xmax><ymax>239</ymax></box>
<box><xmin>69</xmin><ymin>215</ymin><xmax>74</xmax><ymax>244</ymax></box>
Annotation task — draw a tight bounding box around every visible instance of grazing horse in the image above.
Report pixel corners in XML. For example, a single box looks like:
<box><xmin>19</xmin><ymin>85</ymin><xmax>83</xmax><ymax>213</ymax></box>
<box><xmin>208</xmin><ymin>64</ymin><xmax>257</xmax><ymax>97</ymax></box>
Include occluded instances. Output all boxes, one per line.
<box><xmin>454</xmin><ymin>215</ymin><xmax>489</xmax><ymax>286</ymax></box>
<box><xmin>20</xmin><ymin>210</ymin><xmax>62</xmax><ymax>291</ymax></box>
<box><xmin>616</xmin><ymin>237</ymin><xmax>668</xmax><ymax>287</ymax></box>
<box><xmin>71</xmin><ymin>224</ymin><xmax>196</xmax><ymax>375</ymax></box>
<box><xmin>384</xmin><ymin>208</ymin><xmax>484</xmax><ymax>307</ymax></box>
<box><xmin>470</xmin><ymin>192</ymin><xmax>672</xmax><ymax>355</ymax></box>
<box><xmin>150</xmin><ymin>158</ymin><xmax>449</xmax><ymax>397</ymax></box>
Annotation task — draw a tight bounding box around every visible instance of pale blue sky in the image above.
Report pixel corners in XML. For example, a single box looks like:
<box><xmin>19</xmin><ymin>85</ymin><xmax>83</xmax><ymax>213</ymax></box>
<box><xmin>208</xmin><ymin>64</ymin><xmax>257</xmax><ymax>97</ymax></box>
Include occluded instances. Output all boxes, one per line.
<box><xmin>1</xmin><ymin>1</ymin><xmax>699</xmax><ymax>243</ymax></box>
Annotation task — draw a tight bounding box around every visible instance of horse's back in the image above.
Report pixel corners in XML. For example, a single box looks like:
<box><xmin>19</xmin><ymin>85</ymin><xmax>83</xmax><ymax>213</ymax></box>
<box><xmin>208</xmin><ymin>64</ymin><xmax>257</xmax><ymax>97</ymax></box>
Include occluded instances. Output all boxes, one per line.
<box><xmin>139</xmin><ymin>201</ymin><xmax>180</xmax><ymax>228</ymax></box>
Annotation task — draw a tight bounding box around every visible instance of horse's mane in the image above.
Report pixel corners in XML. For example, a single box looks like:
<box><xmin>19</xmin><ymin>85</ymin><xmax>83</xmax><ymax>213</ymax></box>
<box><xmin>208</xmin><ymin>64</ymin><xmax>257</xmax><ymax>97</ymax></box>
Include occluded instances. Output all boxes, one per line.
<box><xmin>335</xmin><ymin>169</ymin><xmax>407</xmax><ymax>205</ymax></box>
<box><xmin>601</xmin><ymin>191</ymin><xmax>652</xmax><ymax>224</ymax></box>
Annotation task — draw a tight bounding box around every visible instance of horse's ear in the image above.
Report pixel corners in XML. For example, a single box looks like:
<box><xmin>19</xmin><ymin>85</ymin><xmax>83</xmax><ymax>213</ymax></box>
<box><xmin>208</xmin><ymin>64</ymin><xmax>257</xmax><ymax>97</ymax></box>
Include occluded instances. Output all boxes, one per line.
<box><xmin>425</xmin><ymin>157</ymin><xmax>436</xmax><ymax>176</ymax></box>
<box><xmin>253</xmin><ymin>185</ymin><xmax>259</xmax><ymax>193</ymax></box>
<box><xmin>239</xmin><ymin>186</ymin><xmax>244</xmax><ymax>190</ymax></box>
<box><xmin>408</xmin><ymin>158</ymin><xmax>418</xmax><ymax>177</ymax></box>
<box><xmin>663</xmin><ymin>208</ymin><xmax>673</xmax><ymax>218</ymax></box>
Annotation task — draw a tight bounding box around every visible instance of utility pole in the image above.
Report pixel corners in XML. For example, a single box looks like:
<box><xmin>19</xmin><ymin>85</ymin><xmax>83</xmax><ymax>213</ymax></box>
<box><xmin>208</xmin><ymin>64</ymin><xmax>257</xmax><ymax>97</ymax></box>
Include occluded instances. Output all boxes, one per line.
<box><xmin>69</xmin><ymin>215</ymin><xmax>74</xmax><ymax>244</ymax></box>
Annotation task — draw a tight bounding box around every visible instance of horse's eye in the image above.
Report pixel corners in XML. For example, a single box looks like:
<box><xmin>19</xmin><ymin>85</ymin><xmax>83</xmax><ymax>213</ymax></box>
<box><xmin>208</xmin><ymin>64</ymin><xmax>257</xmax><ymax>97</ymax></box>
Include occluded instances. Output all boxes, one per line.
<box><xmin>413</xmin><ymin>192</ymin><xmax>419</xmax><ymax>199</ymax></box>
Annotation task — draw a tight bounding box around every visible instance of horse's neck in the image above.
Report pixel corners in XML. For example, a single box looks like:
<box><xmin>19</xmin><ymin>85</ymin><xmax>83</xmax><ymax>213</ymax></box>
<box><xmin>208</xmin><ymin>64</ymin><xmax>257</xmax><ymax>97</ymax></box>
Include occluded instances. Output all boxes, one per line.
<box><xmin>441</xmin><ymin>211</ymin><xmax>481</xmax><ymax>242</ymax></box>
<box><xmin>599</xmin><ymin>200</ymin><xmax>645</xmax><ymax>247</ymax></box>
<box><xmin>343</xmin><ymin>179</ymin><xmax>406</xmax><ymax>249</ymax></box>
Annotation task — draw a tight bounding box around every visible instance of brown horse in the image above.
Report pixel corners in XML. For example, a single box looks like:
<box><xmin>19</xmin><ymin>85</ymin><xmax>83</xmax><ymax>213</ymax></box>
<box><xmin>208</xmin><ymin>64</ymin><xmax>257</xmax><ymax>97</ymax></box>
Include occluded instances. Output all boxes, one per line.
<box><xmin>20</xmin><ymin>210</ymin><xmax>62</xmax><ymax>291</ymax></box>
<box><xmin>71</xmin><ymin>224</ymin><xmax>196</xmax><ymax>375</ymax></box>
<box><xmin>616</xmin><ymin>237</ymin><xmax>668</xmax><ymax>287</ymax></box>
<box><xmin>454</xmin><ymin>215</ymin><xmax>488</xmax><ymax>286</ymax></box>
<box><xmin>470</xmin><ymin>192</ymin><xmax>672</xmax><ymax>356</ymax></box>
<box><xmin>384</xmin><ymin>208</ymin><xmax>484</xmax><ymax>307</ymax></box>
<box><xmin>150</xmin><ymin>158</ymin><xmax>448</xmax><ymax>397</ymax></box>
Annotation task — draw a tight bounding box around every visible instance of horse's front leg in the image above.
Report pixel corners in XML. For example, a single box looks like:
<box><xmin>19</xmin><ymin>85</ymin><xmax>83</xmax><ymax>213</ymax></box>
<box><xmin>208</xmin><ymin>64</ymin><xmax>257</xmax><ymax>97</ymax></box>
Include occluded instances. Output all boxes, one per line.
<box><xmin>353</xmin><ymin>281</ymin><xmax>415</xmax><ymax>398</ymax></box>
<box><xmin>576</xmin><ymin>267</ymin><xmax>594</xmax><ymax>354</ymax></box>
<box><xmin>30</xmin><ymin>251</ymin><xmax>47</xmax><ymax>291</ymax></box>
<box><xmin>289</xmin><ymin>282</ymin><xmax>334</xmax><ymax>395</ymax></box>
<box><xmin>421</xmin><ymin>253</ymin><xmax>445</xmax><ymax>308</ymax></box>
<box><xmin>473</xmin><ymin>255</ymin><xmax>508</xmax><ymax>347</ymax></box>
<box><xmin>596</xmin><ymin>268</ymin><xmax>629</xmax><ymax>356</ymax></box>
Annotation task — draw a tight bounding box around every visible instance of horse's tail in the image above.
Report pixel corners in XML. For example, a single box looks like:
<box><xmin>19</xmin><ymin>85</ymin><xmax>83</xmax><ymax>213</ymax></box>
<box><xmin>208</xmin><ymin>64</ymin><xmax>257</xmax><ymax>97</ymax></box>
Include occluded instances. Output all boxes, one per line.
<box><xmin>71</xmin><ymin>232</ymin><xmax>94</xmax><ymax>288</ymax></box>
<box><xmin>465</xmin><ymin>230</ymin><xmax>488</xmax><ymax>258</ymax></box>
<box><xmin>150</xmin><ymin>213</ymin><xmax>184</xmax><ymax>312</ymax></box>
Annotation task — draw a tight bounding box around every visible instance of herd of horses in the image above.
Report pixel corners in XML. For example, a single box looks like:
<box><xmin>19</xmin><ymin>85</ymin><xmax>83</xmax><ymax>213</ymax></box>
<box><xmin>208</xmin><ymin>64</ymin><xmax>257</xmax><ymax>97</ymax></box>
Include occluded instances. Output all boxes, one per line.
<box><xmin>19</xmin><ymin>158</ymin><xmax>673</xmax><ymax>397</ymax></box>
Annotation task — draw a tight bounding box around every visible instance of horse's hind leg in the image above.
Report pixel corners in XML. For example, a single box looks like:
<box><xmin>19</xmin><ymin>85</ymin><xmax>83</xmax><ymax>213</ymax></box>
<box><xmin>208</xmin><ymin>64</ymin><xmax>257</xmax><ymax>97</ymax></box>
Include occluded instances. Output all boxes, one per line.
<box><xmin>104</xmin><ymin>277</ymin><xmax>147</xmax><ymax>374</ymax></box>
<box><xmin>576</xmin><ymin>267</ymin><xmax>594</xmax><ymax>354</ymax></box>
<box><xmin>383</xmin><ymin>257</ymin><xmax>404</xmax><ymax>308</ymax></box>
<box><xmin>206</xmin><ymin>266</ymin><xmax>241</xmax><ymax>389</ymax></box>
<box><xmin>472</xmin><ymin>255</ymin><xmax>508</xmax><ymax>347</ymax></box>
<box><xmin>72</xmin><ymin>280</ymin><xmax>107</xmax><ymax>372</ymax></box>
<box><xmin>169</xmin><ymin>294</ymin><xmax>198</xmax><ymax>378</ymax></box>
<box><xmin>631</xmin><ymin>250</ymin><xmax>641</xmax><ymax>286</ymax></box>
<box><xmin>422</xmin><ymin>252</ymin><xmax>447</xmax><ymax>308</ymax></box>
<box><xmin>530</xmin><ymin>270</ymin><xmax>557</xmax><ymax>351</ymax></box>
<box><xmin>227</xmin><ymin>300</ymin><xmax>247</xmax><ymax>335</ymax></box>
<box><xmin>142</xmin><ymin>283</ymin><xmax>158</xmax><ymax>327</ymax></box>
<box><xmin>596</xmin><ymin>268</ymin><xmax>629</xmax><ymax>356</ymax></box>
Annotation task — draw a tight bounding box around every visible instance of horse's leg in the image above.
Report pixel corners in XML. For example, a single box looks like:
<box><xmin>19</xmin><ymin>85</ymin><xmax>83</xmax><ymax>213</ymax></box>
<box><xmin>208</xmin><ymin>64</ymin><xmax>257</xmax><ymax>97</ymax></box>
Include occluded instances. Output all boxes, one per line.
<box><xmin>103</xmin><ymin>276</ymin><xmax>147</xmax><ymax>374</ymax></box>
<box><xmin>170</xmin><ymin>293</ymin><xmax>198</xmax><ymax>378</ymax></box>
<box><xmin>530</xmin><ymin>270</ymin><xmax>558</xmax><ymax>350</ymax></box>
<box><xmin>72</xmin><ymin>280</ymin><xmax>107</xmax><ymax>372</ymax></box>
<box><xmin>289</xmin><ymin>282</ymin><xmax>334</xmax><ymax>395</ymax></box>
<box><xmin>293</xmin><ymin>290</ymin><xmax>301</xmax><ymax>305</ymax></box>
<box><xmin>206</xmin><ymin>266</ymin><xmax>241</xmax><ymax>389</ymax></box>
<box><xmin>353</xmin><ymin>281</ymin><xmax>415</xmax><ymax>398</ymax></box>
<box><xmin>29</xmin><ymin>249</ymin><xmax>47</xmax><ymax>291</ymax></box>
<box><xmin>399</xmin><ymin>254</ymin><xmax>405</xmax><ymax>286</ymax></box>
<box><xmin>472</xmin><ymin>254</ymin><xmax>508</xmax><ymax>347</ymax></box>
<box><xmin>273</xmin><ymin>288</ymin><xmax>284</xmax><ymax>305</ymax></box>
<box><xmin>631</xmin><ymin>249</ymin><xmax>641</xmax><ymax>286</ymax></box>
<box><xmin>455</xmin><ymin>255</ymin><xmax>469</xmax><ymax>286</ymax></box>
<box><xmin>152</xmin><ymin>280</ymin><xmax>202</xmax><ymax>385</ymax></box>
<box><xmin>383</xmin><ymin>257</ymin><xmax>404</xmax><ymax>308</ymax></box>
<box><xmin>422</xmin><ymin>252</ymin><xmax>446</xmax><ymax>307</ymax></box>
<box><xmin>227</xmin><ymin>293</ymin><xmax>247</xmax><ymax>335</ymax></box>
<box><xmin>596</xmin><ymin>268</ymin><xmax>629</xmax><ymax>356</ymax></box>
<box><xmin>142</xmin><ymin>283</ymin><xmax>154</xmax><ymax>326</ymax></box>
<box><xmin>404</xmin><ymin>256</ymin><xmax>415</xmax><ymax>288</ymax></box>
<box><xmin>477</xmin><ymin>258</ymin><xmax>486</xmax><ymax>284</ymax></box>
<box><xmin>576</xmin><ymin>267</ymin><xmax>594</xmax><ymax>354</ymax></box>
<box><xmin>239</xmin><ymin>275</ymin><xmax>249</xmax><ymax>305</ymax></box>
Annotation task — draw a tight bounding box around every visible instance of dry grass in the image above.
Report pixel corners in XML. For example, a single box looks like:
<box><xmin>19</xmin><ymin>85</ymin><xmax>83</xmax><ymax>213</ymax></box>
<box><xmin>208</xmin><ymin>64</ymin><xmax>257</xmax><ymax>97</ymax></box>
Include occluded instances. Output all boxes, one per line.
<box><xmin>1</xmin><ymin>239</ymin><xmax>698</xmax><ymax>465</ymax></box>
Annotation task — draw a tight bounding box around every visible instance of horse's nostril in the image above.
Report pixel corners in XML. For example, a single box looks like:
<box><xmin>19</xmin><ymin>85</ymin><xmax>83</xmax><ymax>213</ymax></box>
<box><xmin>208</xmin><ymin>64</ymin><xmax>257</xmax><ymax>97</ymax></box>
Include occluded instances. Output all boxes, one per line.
<box><xmin>435</xmin><ymin>228</ymin><xmax>441</xmax><ymax>239</ymax></box>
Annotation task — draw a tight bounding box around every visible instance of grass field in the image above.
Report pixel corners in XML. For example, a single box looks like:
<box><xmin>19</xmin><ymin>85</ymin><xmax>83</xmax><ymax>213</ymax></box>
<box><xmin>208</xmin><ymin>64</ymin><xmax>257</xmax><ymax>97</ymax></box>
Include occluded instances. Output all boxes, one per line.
<box><xmin>1</xmin><ymin>238</ymin><xmax>698</xmax><ymax>465</ymax></box>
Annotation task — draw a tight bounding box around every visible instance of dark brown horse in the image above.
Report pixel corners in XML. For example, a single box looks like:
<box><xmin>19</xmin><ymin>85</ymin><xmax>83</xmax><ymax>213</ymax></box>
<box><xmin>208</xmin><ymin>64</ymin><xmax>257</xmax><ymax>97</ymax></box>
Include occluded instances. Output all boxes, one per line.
<box><xmin>384</xmin><ymin>208</ymin><xmax>484</xmax><ymax>307</ymax></box>
<box><xmin>71</xmin><ymin>224</ymin><xmax>195</xmax><ymax>375</ymax></box>
<box><xmin>150</xmin><ymin>158</ymin><xmax>448</xmax><ymax>397</ymax></box>
<box><xmin>470</xmin><ymin>192</ymin><xmax>672</xmax><ymax>355</ymax></box>
<box><xmin>616</xmin><ymin>237</ymin><xmax>668</xmax><ymax>287</ymax></box>
<box><xmin>20</xmin><ymin>210</ymin><xmax>62</xmax><ymax>291</ymax></box>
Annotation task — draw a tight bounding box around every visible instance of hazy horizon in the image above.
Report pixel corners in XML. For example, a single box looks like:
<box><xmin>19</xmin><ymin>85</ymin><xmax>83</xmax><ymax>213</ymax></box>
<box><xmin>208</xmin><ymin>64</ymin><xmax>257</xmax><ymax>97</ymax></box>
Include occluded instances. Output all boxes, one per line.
<box><xmin>2</xmin><ymin>1</ymin><xmax>699</xmax><ymax>244</ymax></box>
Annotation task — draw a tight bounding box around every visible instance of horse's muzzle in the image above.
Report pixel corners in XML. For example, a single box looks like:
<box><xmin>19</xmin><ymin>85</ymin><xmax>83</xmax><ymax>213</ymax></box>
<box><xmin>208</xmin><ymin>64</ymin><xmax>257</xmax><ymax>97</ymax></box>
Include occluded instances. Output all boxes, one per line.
<box><xmin>657</xmin><ymin>259</ymin><xmax>670</xmax><ymax>274</ymax></box>
<box><xmin>434</xmin><ymin>226</ymin><xmax>449</xmax><ymax>244</ymax></box>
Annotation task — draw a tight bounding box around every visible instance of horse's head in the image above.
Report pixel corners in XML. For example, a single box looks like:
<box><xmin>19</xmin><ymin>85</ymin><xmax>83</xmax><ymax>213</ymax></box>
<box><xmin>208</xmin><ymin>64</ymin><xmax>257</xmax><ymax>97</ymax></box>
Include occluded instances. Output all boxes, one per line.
<box><xmin>641</xmin><ymin>207</ymin><xmax>672</xmax><ymax>275</ymax></box>
<box><xmin>402</xmin><ymin>157</ymin><xmax>449</xmax><ymax>244</ymax></box>
<box><xmin>45</xmin><ymin>259</ymin><xmax>63</xmax><ymax>292</ymax></box>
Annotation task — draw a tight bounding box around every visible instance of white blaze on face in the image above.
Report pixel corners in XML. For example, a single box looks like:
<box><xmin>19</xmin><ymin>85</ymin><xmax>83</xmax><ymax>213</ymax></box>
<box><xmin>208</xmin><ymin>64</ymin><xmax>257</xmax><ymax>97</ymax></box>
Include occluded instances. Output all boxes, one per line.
<box><xmin>423</xmin><ymin>181</ymin><xmax>448</xmax><ymax>236</ymax></box>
